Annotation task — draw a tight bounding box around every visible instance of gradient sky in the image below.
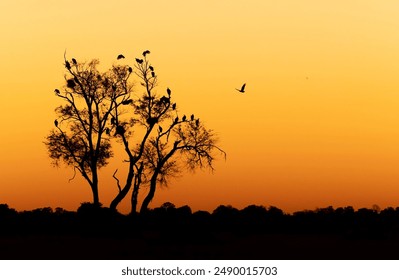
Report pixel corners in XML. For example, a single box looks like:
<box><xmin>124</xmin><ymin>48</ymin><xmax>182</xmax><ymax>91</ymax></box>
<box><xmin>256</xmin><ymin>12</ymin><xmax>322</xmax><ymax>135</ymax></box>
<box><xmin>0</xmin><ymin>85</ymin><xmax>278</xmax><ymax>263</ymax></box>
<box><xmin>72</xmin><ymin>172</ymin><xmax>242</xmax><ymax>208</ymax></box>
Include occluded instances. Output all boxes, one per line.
<box><xmin>1</xmin><ymin>1</ymin><xmax>399</xmax><ymax>214</ymax></box>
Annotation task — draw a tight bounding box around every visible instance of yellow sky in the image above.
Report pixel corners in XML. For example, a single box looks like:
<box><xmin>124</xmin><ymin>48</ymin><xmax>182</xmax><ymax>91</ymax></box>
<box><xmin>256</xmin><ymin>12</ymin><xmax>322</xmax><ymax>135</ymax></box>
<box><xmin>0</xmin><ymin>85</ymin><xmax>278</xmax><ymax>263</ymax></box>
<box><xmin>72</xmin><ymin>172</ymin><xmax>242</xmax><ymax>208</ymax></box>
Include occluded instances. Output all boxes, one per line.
<box><xmin>1</xmin><ymin>1</ymin><xmax>399</xmax><ymax>213</ymax></box>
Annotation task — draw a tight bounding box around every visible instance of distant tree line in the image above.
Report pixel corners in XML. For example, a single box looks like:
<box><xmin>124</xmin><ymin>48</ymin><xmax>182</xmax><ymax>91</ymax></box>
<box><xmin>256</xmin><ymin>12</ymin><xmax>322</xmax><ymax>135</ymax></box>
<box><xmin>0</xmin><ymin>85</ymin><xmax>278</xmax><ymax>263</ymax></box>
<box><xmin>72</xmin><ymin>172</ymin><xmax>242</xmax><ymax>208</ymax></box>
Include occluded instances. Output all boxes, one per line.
<box><xmin>1</xmin><ymin>203</ymin><xmax>399</xmax><ymax>240</ymax></box>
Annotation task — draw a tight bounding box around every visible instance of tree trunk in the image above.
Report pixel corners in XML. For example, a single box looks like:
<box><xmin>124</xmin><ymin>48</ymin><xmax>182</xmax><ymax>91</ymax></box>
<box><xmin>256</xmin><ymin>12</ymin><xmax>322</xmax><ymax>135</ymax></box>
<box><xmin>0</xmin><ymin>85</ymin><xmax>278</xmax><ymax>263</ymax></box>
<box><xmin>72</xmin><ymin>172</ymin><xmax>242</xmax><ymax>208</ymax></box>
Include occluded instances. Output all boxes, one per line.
<box><xmin>91</xmin><ymin>168</ymin><xmax>101</xmax><ymax>207</ymax></box>
<box><xmin>110</xmin><ymin>162</ymin><xmax>134</xmax><ymax>210</ymax></box>
<box><xmin>140</xmin><ymin>171</ymin><xmax>158</xmax><ymax>214</ymax></box>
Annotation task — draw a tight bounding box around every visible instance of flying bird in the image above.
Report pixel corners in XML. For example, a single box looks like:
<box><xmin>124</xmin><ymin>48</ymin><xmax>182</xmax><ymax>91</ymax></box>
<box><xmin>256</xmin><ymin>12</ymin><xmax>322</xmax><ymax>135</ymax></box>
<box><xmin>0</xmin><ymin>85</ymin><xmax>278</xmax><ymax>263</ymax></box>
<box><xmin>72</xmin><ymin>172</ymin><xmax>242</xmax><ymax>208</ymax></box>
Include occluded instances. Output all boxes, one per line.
<box><xmin>117</xmin><ymin>54</ymin><xmax>125</xmax><ymax>60</ymax></box>
<box><xmin>236</xmin><ymin>83</ymin><xmax>246</xmax><ymax>93</ymax></box>
<box><xmin>142</xmin><ymin>50</ymin><xmax>150</xmax><ymax>57</ymax></box>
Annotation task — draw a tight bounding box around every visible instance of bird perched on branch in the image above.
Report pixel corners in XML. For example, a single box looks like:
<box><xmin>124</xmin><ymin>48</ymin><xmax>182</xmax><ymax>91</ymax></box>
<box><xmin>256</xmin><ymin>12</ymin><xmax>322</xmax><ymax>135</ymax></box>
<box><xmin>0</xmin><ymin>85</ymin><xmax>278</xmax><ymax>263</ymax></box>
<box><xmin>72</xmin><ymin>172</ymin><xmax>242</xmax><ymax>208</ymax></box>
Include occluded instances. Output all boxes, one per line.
<box><xmin>54</xmin><ymin>89</ymin><xmax>60</xmax><ymax>95</ymax></box>
<box><xmin>54</xmin><ymin>120</ymin><xmax>58</xmax><ymax>127</ymax></box>
<box><xmin>167</xmin><ymin>88</ymin><xmax>171</xmax><ymax>96</ymax></box>
<box><xmin>236</xmin><ymin>83</ymin><xmax>246</xmax><ymax>93</ymax></box>
<box><xmin>117</xmin><ymin>54</ymin><xmax>125</xmax><ymax>60</ymax></box>
<box><xmin>66</xmin><ymin>79</ymin><xmax>76</xmax><ymax>88</ymax></box>
<box><xmin>149</xmin><ymin>65</ymin><xmax>154</xmax><ymax>71</ymax></box>
<box><xmin>135</xmin><ymin>58</ymin><xmax>143</xmax><ymax>64</ymax></box>
<box><xmin>142</xmin><ymin>50</ymin><xmax>150</xmax><ymax>57</ymax></box>
<box><xmin>71</xmin><ymin>58</ymin><xmax>77</xmax><ymax>64</ymax></box>
<box><xmin>122</xmin><ymin>99</ymin><xmax>133</xmax><ymax>105</ymax></box>
<box><xmin>128</xmin><ymin>67</ymin><xmax>133</xmax><ymax>73</ymax></box>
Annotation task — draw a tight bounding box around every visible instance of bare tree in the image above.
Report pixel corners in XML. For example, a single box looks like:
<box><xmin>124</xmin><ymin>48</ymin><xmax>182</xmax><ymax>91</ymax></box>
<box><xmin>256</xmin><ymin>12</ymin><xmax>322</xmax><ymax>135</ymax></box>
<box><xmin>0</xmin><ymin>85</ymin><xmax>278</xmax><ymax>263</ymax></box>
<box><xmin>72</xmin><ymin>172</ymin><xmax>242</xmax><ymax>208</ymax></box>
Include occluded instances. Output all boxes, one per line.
<box><xmin>138</xmin><ymin>118</ymin><xmax>225</xmax><ymax>214</ymax></box>
<box><xmin>45</xmin><ymin>56</ymin><xmax>133</xmax><ymax>207</ymax></box>
<box><xmin>109</xmin><ymin>52</ymin><xmax>171</xmax><ymax>210</ymax></box>
<box><xmin>110</xmin><ymin>51</ymin><xmax>225</xmax><ymax>214</ymax></box>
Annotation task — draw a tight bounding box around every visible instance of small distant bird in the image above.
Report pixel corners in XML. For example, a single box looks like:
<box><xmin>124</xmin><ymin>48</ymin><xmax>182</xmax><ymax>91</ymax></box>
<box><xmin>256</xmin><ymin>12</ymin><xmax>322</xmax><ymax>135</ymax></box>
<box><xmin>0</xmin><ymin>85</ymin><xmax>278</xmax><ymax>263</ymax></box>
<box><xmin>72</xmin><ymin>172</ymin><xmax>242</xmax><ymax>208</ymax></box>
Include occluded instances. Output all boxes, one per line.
<box><xmin>65</xmin><ymin>61</ymin><xmax>71</xmax><ymax>70</ymax></box>
<box><xmin>54</xmin><ymin>89</ymin><xmax>60</xmax><ymax>95</ymax></box>
<box><xmin>128</xmin><ymin>67</ymin><xmax>132</xmax><ymax>73</ymax></box>
<box><xmin>135</xmin><ymin>58</ymin><xmax>143</xmax><ymax>64</ymax></box>
<box><xmin>158</xmin><ymin>126</ymin><xmax>163</xmax><ymax>133</ymax></box>
<box><xmin>174</xmin><ymin>116</ymin><xmax>179</xmax><ymax>123</ymax></box>
<box><xmin>172</xmin><ymin>103</ymin><xmax>176</xmax><ymax>110</ymax></box>
<box><xmin>149</xmin><ymin>65</ymin><xmax>154</xmax><ymax>71</ymax></box>
<box><xmin>182</xmin><ymin>115</ymin><xmax>186</xmax><ymax>121</ymax></box>
<box><xmin>190</xmin><ymin>114</ymin><xmax>194</xmax><ymax>121</ymax></box>
<box><xmin>196</xmin><ymin>119</ymin><xmax>200</xmax><ymax>127</ymax></box>
<box><xmin>54</xmin><ymin>120</ymin><xmax>58</xmax><ymax>127</ymax></box>
<box><xmin>117</xmin><ymin>54</ymin><xmax>125</xmax><ymax>60</ymax></box>
<box><xmin>167</xmin><ymin>88</ymin><xmax>171</xmax><ymax>96</ymax></box>
<box><xmin>151</xmin><ymin>71</ymin><xmax>155</xmax><ymax>77</ymax></box>
<box><xmin>142</xmin><ymin>50</ymin><xmax>150</xmax><ymax>57</ymax></box>
<box><xmin>71</xmin><ymin>58</ymin><xmax>77</xmax><ymax>64</ymax></box>
<box><xmin>236</xmin><ymin>83</ymin><xmax>246</xmax><ymax>93</ymax></box>
<box><xmin>105</xmin><ymin>128</ymin><xmax>110</xmax><ymax>135</ymax></box>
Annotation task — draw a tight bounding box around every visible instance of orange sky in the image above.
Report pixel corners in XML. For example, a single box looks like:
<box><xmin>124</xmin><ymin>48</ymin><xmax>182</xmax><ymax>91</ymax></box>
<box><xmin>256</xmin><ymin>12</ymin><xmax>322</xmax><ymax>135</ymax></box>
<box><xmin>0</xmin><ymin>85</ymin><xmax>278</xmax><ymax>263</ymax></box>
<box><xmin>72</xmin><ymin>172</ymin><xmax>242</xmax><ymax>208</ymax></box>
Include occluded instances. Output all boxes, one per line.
<box><xmin>1</xmin><ymin>1</ymin><xmax>399</xmax><ymax>214</ymax></box>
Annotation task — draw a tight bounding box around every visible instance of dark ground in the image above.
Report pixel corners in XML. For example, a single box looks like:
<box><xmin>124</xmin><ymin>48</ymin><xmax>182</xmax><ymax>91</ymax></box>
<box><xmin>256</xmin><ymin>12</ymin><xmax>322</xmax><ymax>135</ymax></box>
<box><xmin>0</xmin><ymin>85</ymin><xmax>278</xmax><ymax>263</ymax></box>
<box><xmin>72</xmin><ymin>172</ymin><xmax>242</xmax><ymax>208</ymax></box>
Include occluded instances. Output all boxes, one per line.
<box><xmin>1</xmin><ymin>203</ymin><xmax>399</xmax><ymax>259</ymax></box>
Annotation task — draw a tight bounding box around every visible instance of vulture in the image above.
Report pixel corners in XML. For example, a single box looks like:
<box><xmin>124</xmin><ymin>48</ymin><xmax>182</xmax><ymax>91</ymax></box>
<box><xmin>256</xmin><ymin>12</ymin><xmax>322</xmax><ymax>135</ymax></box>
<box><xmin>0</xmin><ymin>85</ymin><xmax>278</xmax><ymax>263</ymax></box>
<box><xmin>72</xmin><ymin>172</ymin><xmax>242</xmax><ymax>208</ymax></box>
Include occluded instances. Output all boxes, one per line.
<box><xmin>142</xmin><ymin>50</ymin><xmax>150</xmax><ymax>57</ymax></box>
<box><xmin>71</xmin><ymin>58</ymin><xmax>77</xmax><ymax>64</ymax></box>
<box><xmin>117</xmin><ymin>54</ymin><xmax>125</xmax><ymax>60</ymax></box>
<box><xmin>122</xmin><ymin>99</ymin><xmax>133</xmax><ymax>105</ymax></box>
<box><xmin>135</xmin><ymin>58</ymin><xmax>143</xmax><ymax>64</ymax></box>
<box><xmin>236</xmin><ymin>83</ymin><xmax>246</xmax><ymax>93</ymax></box>
<box><xmin>66</xmin><ymin>79</ymin><xmax>76</xmax><ymax>88</ymax></box>
<box><xmin>54</xmin><ymin>120</ymin><xmax>58</xmax><ymax>127</ymax></box>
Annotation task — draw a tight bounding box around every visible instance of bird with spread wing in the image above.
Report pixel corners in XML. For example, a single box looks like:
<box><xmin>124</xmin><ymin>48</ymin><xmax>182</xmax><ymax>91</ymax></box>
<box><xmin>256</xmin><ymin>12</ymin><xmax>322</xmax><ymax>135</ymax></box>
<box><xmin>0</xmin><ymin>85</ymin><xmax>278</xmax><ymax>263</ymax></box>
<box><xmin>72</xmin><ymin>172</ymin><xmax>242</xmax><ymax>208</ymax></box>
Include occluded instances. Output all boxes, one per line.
<box><xmin>236</xmin><ymin>83</ymin><xmax>246</xmax><ymax>93</ymax></box>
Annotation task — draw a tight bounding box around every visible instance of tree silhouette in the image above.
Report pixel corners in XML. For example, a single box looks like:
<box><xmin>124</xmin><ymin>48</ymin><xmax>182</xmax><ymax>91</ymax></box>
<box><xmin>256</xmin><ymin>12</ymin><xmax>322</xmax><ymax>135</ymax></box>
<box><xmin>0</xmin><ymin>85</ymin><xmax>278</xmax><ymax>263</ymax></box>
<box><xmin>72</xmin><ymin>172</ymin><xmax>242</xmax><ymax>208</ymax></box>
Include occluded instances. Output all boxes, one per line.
<box><xmin>45</xmin><ymin>56</ymin><xmax>133</xmax><ymax>206</ymax></box>
<box><xmin>109</xmin><ymin>51</ymin><xmax>225</xmax><ymax>213</ymax></box>
<box><xmin>138</xmin><ymin>117</ymin><xmax>225</xmax><ymax>214</ymax></box>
